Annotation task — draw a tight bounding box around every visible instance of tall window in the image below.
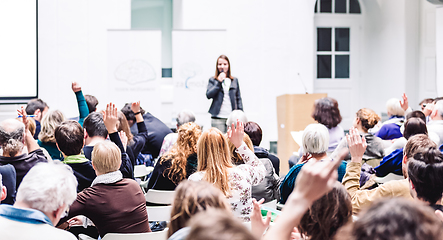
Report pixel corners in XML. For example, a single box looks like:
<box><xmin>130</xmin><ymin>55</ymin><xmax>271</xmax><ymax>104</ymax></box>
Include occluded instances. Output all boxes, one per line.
<box><xmin>315</xmin><ymin>0</ymin><xmax>360</xmax><ymax>79</ymax></box>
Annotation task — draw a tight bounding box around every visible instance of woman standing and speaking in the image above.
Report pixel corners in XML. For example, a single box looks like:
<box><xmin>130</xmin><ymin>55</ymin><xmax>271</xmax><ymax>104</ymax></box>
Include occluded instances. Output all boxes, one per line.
<box><xmin>206</xmin><ymin>55</ymin><xmax>243</xmax><ymax>133</ymax></box>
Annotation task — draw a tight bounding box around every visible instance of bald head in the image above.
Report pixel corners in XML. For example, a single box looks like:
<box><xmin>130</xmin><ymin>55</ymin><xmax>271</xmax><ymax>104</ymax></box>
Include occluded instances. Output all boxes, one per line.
<box><xmin>0</xmin><ymin>119</ymin><xmax>25</xmax><ymax>157</ymax></box>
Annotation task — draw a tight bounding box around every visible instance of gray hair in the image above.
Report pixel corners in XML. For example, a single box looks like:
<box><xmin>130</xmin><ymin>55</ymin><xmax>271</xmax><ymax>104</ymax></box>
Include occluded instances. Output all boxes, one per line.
<box><xmin>16</xmin><ymin>162</ymin><xmax>77</xmax><ymax>213</ymax></box>
<box><xmin>0</xmin><ymin>119</ymin><xmax>25</xmax><ymax>157</ymax></box>
<box><xmin>177</xmin><ymin>109</ymin><xmax>196</xmax><ymax>127</ymax></box>
<box><xmin>434</xmin><ymin>100</ymin><xmax>443</xmax><ymax>118</ymax></box>
<box><xmin>302</xmin><ymin>123</ymin><xmax>329</xmax><ymax>154</ymax></box>
<box><xmin>386</xmin><ymin>98</ymin><xmax>405</xmax><ymax>117</ymax></box>
<box><xmin>226</xmin><ymin>110</ymin><xmax>248</xmax><ymax>128</ymax></box>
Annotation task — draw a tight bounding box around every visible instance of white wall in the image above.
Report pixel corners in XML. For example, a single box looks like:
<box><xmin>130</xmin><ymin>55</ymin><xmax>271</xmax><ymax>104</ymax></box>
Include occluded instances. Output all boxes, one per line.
<box><xmin>173</xmin><ymin>0</ymin><xmax>316</xmax><ymax>148</ymax></box>
<box><xmin>360</xmin><ymin>0</ymin><xmax>421</xmax><ymax>115</ymax></box>
<box><xmin>38</xmin><ymin>0</ymin><xmax>131</xmax><ymax>118</ymax></box>
<box><xmin>436</xmin><ymin>6</ymin><xmax>443</xmax><ymax>96</ymax></box>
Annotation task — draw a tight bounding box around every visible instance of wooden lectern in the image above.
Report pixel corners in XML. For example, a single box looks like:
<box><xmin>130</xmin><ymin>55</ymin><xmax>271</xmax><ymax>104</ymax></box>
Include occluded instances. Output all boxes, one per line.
<box><xmin>276</xmin><ymin>93</ymin><xmax>327</xmax><ymax>175</ymax></box>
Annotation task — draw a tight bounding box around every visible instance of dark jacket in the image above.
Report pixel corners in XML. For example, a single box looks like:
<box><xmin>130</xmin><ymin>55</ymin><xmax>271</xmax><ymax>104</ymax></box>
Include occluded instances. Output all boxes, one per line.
<box><xmin>0</xmin><ymin>164</ymin><xmax>16</xmax><ymax>204</ymax></box>
<box><xmin>129</xmin><ymin>113</ymin><xmax>172</xmax><ymax>159</ymax></box>
<box><xmin>254</xmin><ymin>146</ymin><xmax>280</xmax><ymax>175</ymax></box>
<box><xmin>251</xmin><ymin>158</ymin><xmax>280</xmax><ymax>203</ymax></box>
<box><xmin>206</xmin><ymin>77</ymin><xmax>243</xmax><ymax>117</ymax></box>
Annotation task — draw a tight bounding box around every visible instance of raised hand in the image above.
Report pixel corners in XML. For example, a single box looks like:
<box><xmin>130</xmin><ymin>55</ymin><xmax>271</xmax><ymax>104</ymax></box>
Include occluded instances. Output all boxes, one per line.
<box><xmin>130</xmin><ymin>101</ymin><xmax>141</xmax><ymax>113</ymax></box>
<box><xmin>119</xmin><ymin>130</ymin><xmax>128</xmax><ymax>150</ymax></box>
<box><xmin>17</xmin><ymin>106</ymin><xmax>29</xmax><ymax>130</ymax></box>
<box><xmin>399</xmin><ymin>93</ymin><xmax>409</xmax><ymax>111</ymax></box>
<box><xmin>71</xmin><ymin>82</ymin><xmax>82</xmax><ymax>93</ymax></box>
<box><xmin>251</xmin><ymin>198</ymin><xmax>271</xmax><ymax>239</ymax></box>
<box><xmin>103</xmin><ymin>103</ymin><xmax>118</xmax><ymax>134</ymax></box>
<box><xmin>227</xmin><ymin>120</ymin><xmax>244</xmax><ymax>148</ymax></box>
<box><xmin>346</xmin><ymin>127</ymin><xmax>367</xmax><ymax>163</ymax></box>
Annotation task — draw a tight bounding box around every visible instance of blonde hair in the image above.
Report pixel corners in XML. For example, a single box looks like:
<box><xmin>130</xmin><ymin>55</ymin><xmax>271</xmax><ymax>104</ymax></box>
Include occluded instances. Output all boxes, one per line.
<box><xmin>91</xmin><ymin>141</ymin><xmax>121</xmax><ymax>174</ymax></box>
<box><xmin>16</xmin><ymin>117</ymin><xmax>36</xmax><ymax>137</ymax></box>
<box><xmin>38</xmin><ymin>110</ymin><xmax>66</xmax><ymax>143</ymax></box>
<box><xmin>160</xmin><ymin>122</ymin><xmax>201</xmax><ymax>184</ymax></box>
<box><xmin>117</xmin><ymin>111</ymin><xmax>133</xmax><ymax>142</ymax></box>
<box><xmin>386</xmin><ymin>98</ymin><xmax>405</xmax><ymax>117</ymax></box>
<box><xmin>197</xmin><ymin>128</ymin><xmax>233</xmax><ymax>197</ymax></box>
<box><xmin>356</xmin><ymin>108</ymin><xmax>381</xmax><ymax>132</ymax></box>
<box><xmin>228</xmin><ymin>134</ymin><xmax>253</xmax><ymax>165</ymax></box>
<box><xmin>169</xmin><ymin>180</ymin><xmax>231</xmax><ymax>238</ymax></box>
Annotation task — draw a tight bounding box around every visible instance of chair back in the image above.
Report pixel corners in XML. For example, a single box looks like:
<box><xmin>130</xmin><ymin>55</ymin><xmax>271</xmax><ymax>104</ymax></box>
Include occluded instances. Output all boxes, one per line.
<box><xmin>145</xmin><ymin>189</ymin><xmax>175</xmax><ymax>205</ymax></box>
<box><xmin>147</xmin><ymin>205</ymin><xmax>172</xmax><ymax>222</ymax></box>
<box><xmin>134</xmin><ymin>165</ymin><xmax>154</xmax><ymax>178</ymax></box>
<box><xmin>101</xmin><ymin>229</ymin><xmax>168</xmax><ymax>240</ymax></box>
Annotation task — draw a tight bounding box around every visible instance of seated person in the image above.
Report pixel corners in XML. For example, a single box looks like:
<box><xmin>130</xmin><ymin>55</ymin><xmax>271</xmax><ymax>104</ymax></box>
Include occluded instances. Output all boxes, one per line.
<box><xmin>0</xmin><ymin>108</ymin><xmax>48</xmax><ymax>189</ymax></box>
<box><xmin>0</xmin><ymin>162</ymin><xmax>77</xmax><ymax>240</ymax></box>
<box><xmin>38</xmin><ymin>110</ymin><xmax>66</xmax><ymax>160</ymax></box>
<box><xmin>280</xmin><ymin>124</ymin><xmax>347</xmax><ymax>204</ymax></box>
<box><xmin>375</xmin><ymin>117</ymin><xmax>428</xmax><ymax>177</ymax></box>
<box><xmin>0</xmin><ymin>165</ymin><xmax>16</xmax><ymax>205</ymax></box>
<box><xmin>408</xmin><ymin>147</ymin><xmax>443</xmax><ymax>211</ymax></box>
<box><xmin>55</xmin><ymin>120</ymin><xmax>96</xmax><ymax>192</ymax></box>
<box><xmin>297</xmin><ymin>182</ymin><xmax>352</xmax><ymax>240</ymax></box>
<box><xmin>342</xmin><ymin>131</ymin><xmax>434</xmax><ymax>214</ymax></box>
<box><xmin>244</xmin><ymin>121</ymin><xmax>280</xmax><ymax>175</ymax></box>
<box><xmin>159</xmin><ymin>109</ymin><xmax>196</xmax><ymax>157</ymax></box>
<box><xmin>148</xmin><ymin>122</ymin><xmax>201</xmax><ymax>191</ymax></box>
<box><xmin>85</xmin><ymin>94</ymin><xmax>99</xmax><ymax>114</ymax></box>
<box><xmin>331</xmin><ymin>108</ymin><xmax>384</xmax><ymax>162</ymax></box>
<box><xmin>335</xmin><ymin>198</ymin><xmax>443</xmax><ymax>240</ymax></box>
<box><xmin>121</xmin><ymin>103</ymin><xmax>172</xmax><ymax>159</ymax></box>
<box><xmin>375</xmin><ymin>97</ymin><xmax>406</xmax><ymax>140</ymax></box>
<box><xmin>168</xmin><ymin>180</ymin><xmax>232</xmax><ymax>239</ymax></box>
<box><xmin>25</xmin><ymin>98</ymin><xmax>49</xmax><ymax>139</ymax></box>
<box><xmin>82</xmin><ymin>104</ymin><xmax>134</xmax><ymax>179</ymax></box>
<box><xmin>228</xmin><ymin>134</ymin><xmax>280</xmax><ymax>203</ymax></box>
<box><xmin>59</xmin><ymin>140</ymin><xmax>151</xmax><ymax>238</ymax></box>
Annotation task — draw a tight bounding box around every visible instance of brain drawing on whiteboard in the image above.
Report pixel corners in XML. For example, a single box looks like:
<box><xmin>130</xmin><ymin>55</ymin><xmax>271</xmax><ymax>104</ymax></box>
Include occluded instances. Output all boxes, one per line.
<box><xmin>180</xmin><ymin>62</ymin><xmax>201</xmax><ymax>88</ymax></box>
<box><xmin>114</xmin><ymin>60</ymin><xmax>156</xmax><ymax>84</ymax></box>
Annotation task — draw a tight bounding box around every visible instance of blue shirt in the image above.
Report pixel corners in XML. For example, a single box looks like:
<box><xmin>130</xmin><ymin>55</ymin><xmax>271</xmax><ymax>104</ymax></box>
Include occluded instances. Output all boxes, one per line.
<box><xmin>375</xmin><ymin>116</ymin><xmax>404</xmax><ymax>140</ymax></box>
<box><xmin>280</xmin><ymin>160</ymin><xmax>347</xmax><ymax>204</ymax></box>
<box><xmin>374</xmin><ymin>148</ymin><xmax>404</xmax><ymax>177</ymax></box>
<box><xmin>0</xmin><ymin>205</ymin><xmax>53</xmax><ymax>226</ymax></box>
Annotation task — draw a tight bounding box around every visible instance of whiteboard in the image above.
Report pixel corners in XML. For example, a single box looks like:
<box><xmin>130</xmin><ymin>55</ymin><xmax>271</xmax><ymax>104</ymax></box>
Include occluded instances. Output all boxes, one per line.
<box><xmin>172</xmin><ymin>30</ymin><xmax>227</xmax><ymax>130</ymax></box>
<box><xmin>0</xmin><ymin>0</ymin><xmax>37</xmax><ymax>102</ymax></box>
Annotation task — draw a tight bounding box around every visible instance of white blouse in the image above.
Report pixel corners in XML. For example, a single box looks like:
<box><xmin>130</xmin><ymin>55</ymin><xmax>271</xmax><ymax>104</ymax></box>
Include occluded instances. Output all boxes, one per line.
<box><xmin>189</xmin><ymin>142</ymin><xmax>266</xmax><ymax>221</ymax></box>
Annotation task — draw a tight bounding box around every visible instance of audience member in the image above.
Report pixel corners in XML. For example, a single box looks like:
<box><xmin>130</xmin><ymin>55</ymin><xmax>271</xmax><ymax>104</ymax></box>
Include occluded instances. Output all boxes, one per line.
<box><xmin>84</xmin><ymin>94</ymin><xmax>99</xmax><ymax>114</ymax></box>
<box><xmin>25</xmin><ymin>98</ymin><xmax>49</xmax><ymax>139</ymax></box>
<box><xmin>342</xmin><ymin>130</ymin><xmax>433</xmax><ymax>214</ymax></box>
<box><xmin>59</xmin><ymin>140</ymin><xmax>150</xmax><ymax>238</ymax></box>
<box><xmin>375</xmin><ymin>97</ymin><xmax>406</xmax><ymax>140</ymax></box>
<box><xmin>168</xmin><ymin>180</ymin><xmax>232</xmax><ymax>239</ymax></box>
<box><xmin>0</xmin><ymin>162</ymin><xmax>77</xmax><ymax>240</ymax></box>
<box><xmin>228</xmin><ymin>134</ymin><xmax>279</xmax><ymax>203</ymax></box>
<box><xmin>118</xmin><ymin>101</ymin><xmax>149</xmax><ymax>166</ymax></box>
<box><xmin>244</xmin><ymin>121</ymin><xmax>280</xmax><ymax>175</ymax></box>
<box><xmin>0</xmin><ymin>164</ymin><xmax>16</xmax><ymax>205</ymax></box>
<box><xmin>331</xmin><ymin>108</ymin><xmax>384</xmax><ymax>161</ymax></box>
<box><xmin>0</xmin><ymin>108</ymin><xmax>48</xmax><ymax>188</ymax></box>
<box><xmin>121</xmin><ymin>103</ymin><xmax>172</xmax><ymax>159</ymax></box>
<box><xmin>189</xmin><ymin>121</ymin><xmax>265</xmax><ymax>221</ymax></box>
<box><xmin>148</xmin><ymin>122</ymin><xmax>201</xmax><ymax>191</ymax></box>
<box><xmin>55</xmin><ymin>120</ymin><xmax>96</xmax><ymax>192</ymax></box>
<box><xmin>0</xmin><ymin>174</ymin><xmax>5</xmax><ymax>202</ymax></box>
<box><xmin>408</xmin><ymin>147</ymin><xmax>443</xmax><ymax>211</ymax></box>
<box><xmin>185</xmin><ymin>209</ymin><xmax>256</xmax><ymax>240</ymax></box>
<box><xmin>427</xmin><ymin>99</ymin><xmax>443</xmax><ymax>146</ymax></box>
<box><xmin>419</xmin><ymin>97</ymin><xmax>434</xmax><ymax>112</ymax></box>
<box><xmin>297</xmin><ymin>182</ymin><xmax>352</xmax><ymax>240</ymax></box>
<box><xmin>226</xmin><ymin>109</ymin><xmax>248</xmax><ymax>128</ymax></box>
<box><xmin>335</xmin><ymin>198</ymin><xmax>443</xmax><ymax>240</ymax></box>
<box><xmin>159</xmin><ymin>109</ymin><xmax>196</xmax><ymax>157</ymax></box>
<box><xmin>311</xmin><ymin>97</ymin><xmax>345</xmax><ymax>152</ymax></box>
<box><xmin>280</xmin><ymin>124</ymin><xmax>347</xmax><ymax>204</ymax></box>
<box><xmin>38</xmin><ymin>110</ymin><xmax>66</xmax><ymax>160</ymax></box>
<box><xmin>375</xmin><ymin>118</ymin><xmax>428</xmax><ymax>177</ymax></box>
<box><xmin>82</xmin><ymin>105</ymin><xmax>134</xmax><ymax>179</ymax></box>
